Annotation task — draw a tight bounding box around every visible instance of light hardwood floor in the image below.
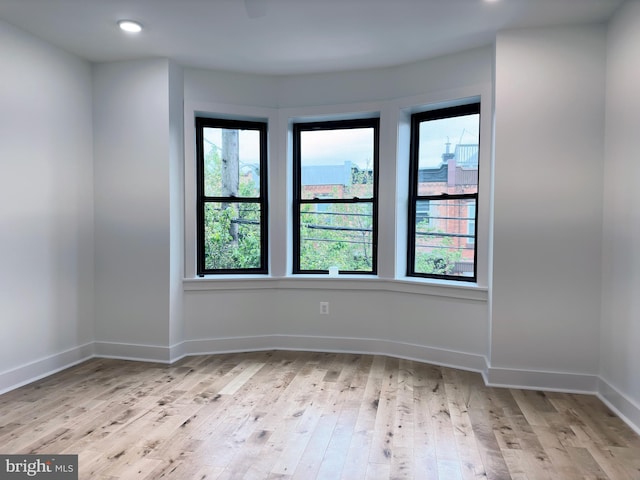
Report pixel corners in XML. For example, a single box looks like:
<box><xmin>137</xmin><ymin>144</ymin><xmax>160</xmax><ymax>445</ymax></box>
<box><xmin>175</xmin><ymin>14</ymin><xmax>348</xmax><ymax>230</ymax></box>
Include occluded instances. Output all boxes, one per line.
<box><xmin>1</xmin><ymin>351</ymin><xmax>639</xmax><ymax>479</ymax></box>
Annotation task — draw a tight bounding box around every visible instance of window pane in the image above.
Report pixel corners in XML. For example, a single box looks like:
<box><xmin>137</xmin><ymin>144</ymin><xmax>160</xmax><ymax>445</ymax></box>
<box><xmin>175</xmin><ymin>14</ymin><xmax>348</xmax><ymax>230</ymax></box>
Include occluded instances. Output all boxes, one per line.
<box><xmin>299</xmin><ymin>202</ymin><xmax>373</xmax><ymax>272</ymax></box>
<box><xmin>300</xmin><ymin>128</ymin><xmax>374</xmax><ymax>200</ymax></box>
<box><xmin>417</xmin><ymin>113</ymin><xmax>479</xmax><ymax>196</ymax></box>
<box><xmin>413</xmin><ymin>198</ymin><xmax>476</xmax><ymax>277</ymax></box>
<box><xmin>202</xmin><ymin>127</ymin><xmax>261</xmax><ymax>198</ymax></box>
<box><xmin>203</xmin><ymin>202</ymin><xmax>262</xmax><ymax>270</ymax></box>
<box><xmin>467</xmin><ymin>203</ymin><xmax>476</xmax><ymax>245</ymax></box>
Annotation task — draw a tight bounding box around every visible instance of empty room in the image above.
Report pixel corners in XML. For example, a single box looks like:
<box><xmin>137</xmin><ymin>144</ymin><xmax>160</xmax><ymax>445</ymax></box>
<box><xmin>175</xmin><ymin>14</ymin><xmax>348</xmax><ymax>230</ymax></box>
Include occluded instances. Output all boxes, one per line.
<box><xmin>1</xmin><ymin>0</ymin><xmax>639</xmax><ymax>478</ymax></box>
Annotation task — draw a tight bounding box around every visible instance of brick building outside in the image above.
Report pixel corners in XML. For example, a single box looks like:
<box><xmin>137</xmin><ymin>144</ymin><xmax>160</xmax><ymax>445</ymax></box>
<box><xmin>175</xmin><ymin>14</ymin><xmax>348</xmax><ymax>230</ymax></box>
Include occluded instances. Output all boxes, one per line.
<box><xmin>300</xmin><ymin>142</ymin><xmax>478</xmax><ymax>275</ymax></box>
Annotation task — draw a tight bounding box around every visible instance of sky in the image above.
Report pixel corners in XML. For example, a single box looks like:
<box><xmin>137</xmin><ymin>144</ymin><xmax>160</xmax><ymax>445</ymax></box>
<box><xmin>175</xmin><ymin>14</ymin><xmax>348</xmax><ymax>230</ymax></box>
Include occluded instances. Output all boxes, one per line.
<box><xmin>419</xmin><ymin>114</ymin><xmax>479</xmax><ymax>167</ymax></box>
<box><xmin>300</xmin><ymin>128</ymin><xmax>373</xmax><ymax>169</ymax></box>
<box><xmin>203</xmin><ymin>114</ymin><xmax>479</xmax><ymax>170</ymax></box>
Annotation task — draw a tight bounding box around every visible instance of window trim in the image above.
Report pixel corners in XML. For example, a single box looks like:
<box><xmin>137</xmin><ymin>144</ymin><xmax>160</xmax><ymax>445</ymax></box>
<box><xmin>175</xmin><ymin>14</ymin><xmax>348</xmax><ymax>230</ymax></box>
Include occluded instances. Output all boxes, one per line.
<box><xmin>195</xmin><ymin>117</ymin><xmax>268</xmax><ymax>275</ymax></box>
<box><xmin>292</xmin><ymin>118</ymin><xmax>380</xmax><ymax>275</ymax></box>
<box><xmin>407</xmin><ymin>102</ymin><xmax>481</xmax><ymax>282</ymax></box>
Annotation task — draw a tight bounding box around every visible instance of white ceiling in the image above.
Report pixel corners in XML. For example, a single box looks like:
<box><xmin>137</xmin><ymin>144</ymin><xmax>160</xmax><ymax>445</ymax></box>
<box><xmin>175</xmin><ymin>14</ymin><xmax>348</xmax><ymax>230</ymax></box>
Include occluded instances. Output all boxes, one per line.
<box><xmin>0</xmin><ymin>0</ymin><xmax>623</xmax><ymax>75</ymax></box>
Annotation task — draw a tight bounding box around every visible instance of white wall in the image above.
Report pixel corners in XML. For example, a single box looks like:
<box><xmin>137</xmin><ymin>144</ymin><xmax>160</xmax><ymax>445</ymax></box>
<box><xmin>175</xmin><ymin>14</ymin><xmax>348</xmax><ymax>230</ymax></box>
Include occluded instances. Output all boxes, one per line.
<box><xmin>0</xmin><ymin>20</ymin><xmax>94</xmax><ymax>390</ymax></box>
<box><xmin>184</xmin><ymin>284</ymin><xmax>488</xmax><ymax>371</ymax></box>
<box><xmin>600</xmin><ymin>0</ymin><xmax>640</xmax><ymax>429</ymax></box>
<box><xmin>185</xmin><ymin>46</ymin><xmax>492</xmax><ymax>109</ymax></box>
<box><xmin>491</xmin><ymin>25</ymin><xmax>606</xmax><ymax>389</ymax></box>
<box><xmin>274</xmin><ymin>47</ymin><xmax>493</xmax><ymax>108</ymax></box>
<box><xmin>93</xmin><ymin>59</ymin><xmax>176</xmax><ymax>360</ymax></box>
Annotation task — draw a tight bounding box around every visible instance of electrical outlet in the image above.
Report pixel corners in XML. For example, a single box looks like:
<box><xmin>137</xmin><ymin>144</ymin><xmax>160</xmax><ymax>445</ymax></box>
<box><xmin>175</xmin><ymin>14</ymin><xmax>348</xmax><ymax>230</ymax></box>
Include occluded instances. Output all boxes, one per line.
<box><xmin>320</xmin><ymin>301</ymin><xmax>329</xmax><ymax>315</ymax></box>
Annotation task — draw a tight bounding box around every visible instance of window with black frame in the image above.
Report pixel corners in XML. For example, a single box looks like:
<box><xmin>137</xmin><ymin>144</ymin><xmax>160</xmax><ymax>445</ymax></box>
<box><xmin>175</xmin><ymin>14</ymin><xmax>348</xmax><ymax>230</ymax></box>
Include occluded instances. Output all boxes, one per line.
<box><xmin>408</xmin><ymin>103</ymin><xmax>480</xmax><ymax>281</ymax></box>
<box><xmin>196</xmin><ymin>117</ymin><xmax>268</xmax><ymax>275</ymax></box>
<box><xmin>293</xmin><ymin>118</ymin><xmax>379</xmax><ymax>275</ymax></box>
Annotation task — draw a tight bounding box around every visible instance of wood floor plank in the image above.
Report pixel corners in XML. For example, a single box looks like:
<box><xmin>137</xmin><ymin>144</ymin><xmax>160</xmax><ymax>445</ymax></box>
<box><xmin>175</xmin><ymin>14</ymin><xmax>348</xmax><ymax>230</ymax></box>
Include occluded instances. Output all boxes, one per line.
<box><xmin>529</xmin><ymin>425</ymin><xmax>582</xmax><ymax>480</ymax></box>
<box><xmin>429</xmin><ymin>367</ymin><xmax>464</xmax><ymax>475</ymax></box>
<box><xmin>443</xmin><ymin>371</ymin><xmax>486</xmax><ymax>480</ymax></box>
<box><xmin>315</xmin><ymin>407</ymin><xmax>358</xmax><ymax>480</ymax></box>
<box><xmin>364</xmin><ymin>462</ymin><xmax>391</xmax><ymax>480</ymax></box>
<box><xmin>290</xmin><ymin>411</ymin><xmax>337</xmax><ymax>480</ymax></box>
<box><xmin>1</xmin><ymin>351</ymin><xmax>639</xmax><ymax>480</ymax></box>
<box><xmin>368</xmin><ymin>356</ymin><xmax>400</xmax><ymax>466</ymax></box>
<box><xmin>411</xmin><ymin>362</ymin><xmax>442</xmax><ymax>480</ymax></box>
<box><xmin>218</xmin><ymin>361</ymin><xmax>267</xmax><ymax>396</ymax></box>
<box><xmin>459</xmin><ymin>387</ymin><xmax>513</xmax><ymax>479</ymax></box>
<box><xmin>388</xmin><ymin>360</ymin><xmax>415</xmax><ymax>480</ymax></box>
<box><xmin>565</xmin><ymin>446</ymin><xmax>610</xmax><ymax>479</ymax></box>
<box><xmin>340</xmin><ymin>355</ymin><xmax>385</xmax><ymax>480</ymax></box>
<box><xmin>269</xmin><ymin>368</ymin><xmax>333</xmax><ymax>476</ymax></box>
<box><xmin>292</xmin><ymin>357</ymin><xmax>364</xmax><ymax>480</ymax></box>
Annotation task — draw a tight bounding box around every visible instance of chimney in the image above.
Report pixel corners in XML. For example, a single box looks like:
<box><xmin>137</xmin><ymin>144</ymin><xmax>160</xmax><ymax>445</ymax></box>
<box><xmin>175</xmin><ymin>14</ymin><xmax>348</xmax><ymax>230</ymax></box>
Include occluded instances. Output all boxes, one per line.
<box><xmin>447</xmin><ymin>156</ymin><xmax>457</xmax><ymax>187</ymax></box>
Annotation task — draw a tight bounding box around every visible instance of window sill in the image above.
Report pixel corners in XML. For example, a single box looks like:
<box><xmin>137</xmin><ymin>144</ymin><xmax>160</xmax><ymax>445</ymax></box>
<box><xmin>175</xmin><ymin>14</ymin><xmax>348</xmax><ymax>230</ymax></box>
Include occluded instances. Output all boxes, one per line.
<box><xmin>183</xmin><ymin>275</ymin><xmax>487</xmax><ymax>301</ymax></box>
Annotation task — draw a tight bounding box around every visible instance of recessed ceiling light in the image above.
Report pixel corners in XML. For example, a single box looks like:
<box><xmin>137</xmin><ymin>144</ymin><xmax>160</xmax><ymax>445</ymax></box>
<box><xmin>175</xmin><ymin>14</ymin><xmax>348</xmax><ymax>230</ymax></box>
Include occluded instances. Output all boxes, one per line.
<box><xmin>118</xmin><ymin>20</ymin><xmax>143</xmax><ymax>33</ymax></box>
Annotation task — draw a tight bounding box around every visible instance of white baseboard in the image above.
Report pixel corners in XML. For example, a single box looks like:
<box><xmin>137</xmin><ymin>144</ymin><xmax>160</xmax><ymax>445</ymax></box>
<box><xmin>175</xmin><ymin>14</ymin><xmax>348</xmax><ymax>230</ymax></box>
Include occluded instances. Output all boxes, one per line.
<box><xmin>485</xmin><ymin>365</ymin><xmax>599</xmax><ymax>394</ymax></box>
<box><xmin>597</xmin><ymin>377</ymin><xmax>640</xmax><ymax>437</ymax></box>
<box><xmin>0</xmin><ymin>342</ymin><xmax>94</xmax><ymax>395</ymax></box>
<box><xmin>175</xmin><ymin>334</ymin><xmax>488</xmax><ymax>373</ymax></box>
<box><xmin>169</xmin><ymin>340</ymin><xmax>187</xmax><ymax>363</ymax></box>
<box><xmin>93</xmin><ymin>341</ymin><xmax>172</xmax><ymax>364</ymax></box>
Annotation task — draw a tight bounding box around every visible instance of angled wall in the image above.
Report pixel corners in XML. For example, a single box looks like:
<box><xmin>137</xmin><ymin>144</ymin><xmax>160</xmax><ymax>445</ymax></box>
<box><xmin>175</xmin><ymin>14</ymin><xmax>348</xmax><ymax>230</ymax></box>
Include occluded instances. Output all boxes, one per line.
<box><xmin>0</xmin><ymin>19</ymin><xmax>94</xmax><ymax>391</ymax></box>
<box><xmin>600</xmin><ymin>0</ymin><xmax>640</xmax><ymax>431</ymax></box>
<box><xmin>491</xmin><ymin>25</ymin><xmax>606</xmax><ymax>390</ymax></box>
<box><xmin>93</xmin><ymin>59</ymin><xmax>184</xmax><ymax>361</ymax></box>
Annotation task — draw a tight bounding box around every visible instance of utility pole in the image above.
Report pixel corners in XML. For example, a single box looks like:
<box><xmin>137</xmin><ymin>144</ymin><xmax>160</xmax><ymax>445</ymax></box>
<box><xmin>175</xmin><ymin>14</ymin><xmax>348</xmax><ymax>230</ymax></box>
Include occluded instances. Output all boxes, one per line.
<box><xmin>222</xmin><ymin>129</ymin><xmax>239</xmax><ymax>244</ymax></box>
